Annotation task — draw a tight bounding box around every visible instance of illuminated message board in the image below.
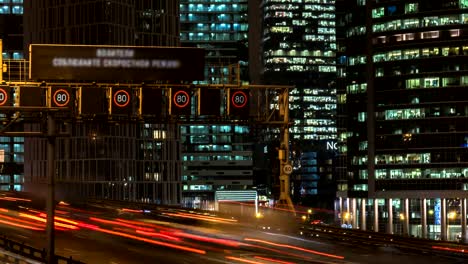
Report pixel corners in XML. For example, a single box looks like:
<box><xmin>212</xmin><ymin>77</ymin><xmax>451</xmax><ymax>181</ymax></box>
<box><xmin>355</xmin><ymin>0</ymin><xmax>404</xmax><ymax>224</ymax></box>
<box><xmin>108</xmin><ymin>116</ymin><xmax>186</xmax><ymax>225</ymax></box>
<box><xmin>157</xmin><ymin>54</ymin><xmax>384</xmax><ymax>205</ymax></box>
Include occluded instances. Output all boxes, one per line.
<box><xmin>29</xmin><ymin>44</ymin><xmax>205</xmax><ymax>81</ymax></box>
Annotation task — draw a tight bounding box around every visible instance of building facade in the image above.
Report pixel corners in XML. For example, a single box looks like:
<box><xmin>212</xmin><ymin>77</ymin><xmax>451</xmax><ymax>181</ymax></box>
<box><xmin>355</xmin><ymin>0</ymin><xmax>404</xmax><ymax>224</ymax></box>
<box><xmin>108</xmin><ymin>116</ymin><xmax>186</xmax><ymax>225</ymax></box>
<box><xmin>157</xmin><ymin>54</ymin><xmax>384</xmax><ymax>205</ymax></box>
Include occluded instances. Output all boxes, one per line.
<box><xmin>21</xmin><ymin>0</ymin><xmax>182</xmax><ymax>205</ymax></box>
<box><xmin>179</xmin><ymin>0</ymin><xmax>253</xmax><ymax>209</ymax></box>
<box><xmin>338</xmin><ymin>0</ymin><xmax>468</xmax><ymax>242</ymax></box>
<box><xmin>0</xmin><ymin>0</ymin><xmax>24</xmax><ymax>192</ymax></box>
<box><xmin>261</xmin><ymin>0</ymin><xmax>338</xmax><ymax>208</ymax></box>
<box><xmin>180</xmin><ymin>0</ymin><xmax>248</xmax><ymax>83</ymax></box>
<box><xmin>24</xmin><ymin>0</ymin><xmax>179</xmax><ymax>47</ymax></box>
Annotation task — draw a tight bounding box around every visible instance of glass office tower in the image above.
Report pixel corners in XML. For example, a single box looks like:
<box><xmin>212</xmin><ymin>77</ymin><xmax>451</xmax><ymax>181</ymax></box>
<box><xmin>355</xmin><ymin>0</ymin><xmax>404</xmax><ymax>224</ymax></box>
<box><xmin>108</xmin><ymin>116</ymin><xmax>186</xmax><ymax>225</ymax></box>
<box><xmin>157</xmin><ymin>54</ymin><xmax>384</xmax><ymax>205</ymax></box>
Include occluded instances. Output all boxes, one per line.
<box><xmin>261</xmin><ymin>0</ymin><xmax>338</xmax><ymax>208</ymax></box>
<box><xmin>0</xmin><ymin>0</ymin><xmax>24</xmax><ymax>191</ymax></box>
<box><xmin>22</xmin><ymin>0</ymin><xmax>182</xmax><ymax>205</ymax></box>
<box><xmin>179</xmin><ymin>0</ymin><xmax>252</xmax><ymax>209</ymax></box>
<box><xmin>338</xmin><ymin>0</ymin><xmax>468</xmax><ymax>242</ymax></box>
<box><xmin>180</xmin><ymin>0</ymin><xmax>248</xmax><ymax>83</ymax></box>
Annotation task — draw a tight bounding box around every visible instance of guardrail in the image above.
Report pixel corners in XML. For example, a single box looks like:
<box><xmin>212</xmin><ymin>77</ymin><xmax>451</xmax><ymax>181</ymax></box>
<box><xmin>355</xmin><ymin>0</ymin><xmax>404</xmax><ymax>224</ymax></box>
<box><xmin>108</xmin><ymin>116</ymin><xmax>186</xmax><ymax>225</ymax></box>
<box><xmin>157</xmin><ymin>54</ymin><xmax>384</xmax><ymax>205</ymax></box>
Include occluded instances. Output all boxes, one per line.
<box><xmin>300</xmin><ymin>224</ymin><xmax>468</xmax><ymax>258</ymax></box>
<box><xmin>0</xmin><ymin>235</ymin><xmax>85</xmax><ymax>264</ymax></box>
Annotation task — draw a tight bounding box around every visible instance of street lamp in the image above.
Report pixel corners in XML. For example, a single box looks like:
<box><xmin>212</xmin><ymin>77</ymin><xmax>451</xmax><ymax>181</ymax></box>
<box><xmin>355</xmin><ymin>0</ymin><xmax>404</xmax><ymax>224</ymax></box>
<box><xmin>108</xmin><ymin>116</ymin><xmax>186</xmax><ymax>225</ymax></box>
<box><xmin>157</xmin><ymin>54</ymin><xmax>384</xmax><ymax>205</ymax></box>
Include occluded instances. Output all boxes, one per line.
<box><xmin>447</xmin><ymin>211</ymin><xmax>457</xmax><ymax>241</ymax></box>
<box><xmin>399</xmin><ymin>213</ymin><xmax>405</xmax><ymax>235</ymax></box>
<box><xmin>344</xmin><ymin>212</ymin><xmax>350</xmax><ymax>223</ymax></box>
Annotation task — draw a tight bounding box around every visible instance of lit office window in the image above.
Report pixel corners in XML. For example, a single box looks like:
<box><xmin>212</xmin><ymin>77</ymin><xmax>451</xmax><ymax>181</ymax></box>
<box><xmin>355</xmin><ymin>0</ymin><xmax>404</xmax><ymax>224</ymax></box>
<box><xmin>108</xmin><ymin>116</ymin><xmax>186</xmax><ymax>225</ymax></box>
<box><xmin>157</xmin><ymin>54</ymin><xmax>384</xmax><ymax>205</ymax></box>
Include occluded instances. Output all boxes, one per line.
<box><xmin>11</xmin><ymin>5</ymin><xmax>21</xmax><ymax>14</ymax></box>
<box><xmin>0</xmin><ymin>5</ymin><xmax>10</xmax><ymax>14</ymax></box>
<box><xmin>372</xmin><ymin>7</ymin><xmax>384</xmax><ymax>18</ymax></box>
<box><xmin>405</xmin><ymin>3</ymin><xmax>418</xmax><ymax>14</ymax></box>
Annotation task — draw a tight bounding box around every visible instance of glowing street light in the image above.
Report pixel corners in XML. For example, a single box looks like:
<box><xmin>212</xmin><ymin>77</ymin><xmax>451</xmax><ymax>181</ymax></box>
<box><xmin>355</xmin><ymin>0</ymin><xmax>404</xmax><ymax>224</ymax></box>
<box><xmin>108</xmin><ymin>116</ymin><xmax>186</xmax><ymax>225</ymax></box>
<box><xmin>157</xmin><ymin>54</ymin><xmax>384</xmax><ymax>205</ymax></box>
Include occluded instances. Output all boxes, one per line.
<box><xmin>447</xmin><ymin>211</ymin><xmax>457</xmax><ymax>241</ymax></box>
<box><xmin>344</xmin><ymin>212</ymin><xmax>350</xmax><ymax>220</ymax></box>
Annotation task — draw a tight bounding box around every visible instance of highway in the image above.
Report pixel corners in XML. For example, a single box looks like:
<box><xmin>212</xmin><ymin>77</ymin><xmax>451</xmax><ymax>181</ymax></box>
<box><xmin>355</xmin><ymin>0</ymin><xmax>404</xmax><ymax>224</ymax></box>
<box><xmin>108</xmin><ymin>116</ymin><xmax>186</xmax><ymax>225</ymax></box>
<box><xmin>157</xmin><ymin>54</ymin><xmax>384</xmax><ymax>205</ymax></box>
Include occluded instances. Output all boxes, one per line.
<box><xmin>0</xmin><ymin>196</ymin><xmax>466</xmax><ymax>263</ymax></box>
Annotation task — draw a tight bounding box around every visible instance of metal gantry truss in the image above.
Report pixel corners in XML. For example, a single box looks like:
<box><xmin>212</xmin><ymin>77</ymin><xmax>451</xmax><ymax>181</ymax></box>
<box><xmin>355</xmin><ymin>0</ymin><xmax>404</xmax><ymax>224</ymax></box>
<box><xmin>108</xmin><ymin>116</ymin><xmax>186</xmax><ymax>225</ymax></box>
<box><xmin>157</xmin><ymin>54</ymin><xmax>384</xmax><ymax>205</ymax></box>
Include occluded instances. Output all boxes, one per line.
<box><xmin>0</xmin><ymin>81</ymin><xmax>295</xmax><ymax>262</ymax></box>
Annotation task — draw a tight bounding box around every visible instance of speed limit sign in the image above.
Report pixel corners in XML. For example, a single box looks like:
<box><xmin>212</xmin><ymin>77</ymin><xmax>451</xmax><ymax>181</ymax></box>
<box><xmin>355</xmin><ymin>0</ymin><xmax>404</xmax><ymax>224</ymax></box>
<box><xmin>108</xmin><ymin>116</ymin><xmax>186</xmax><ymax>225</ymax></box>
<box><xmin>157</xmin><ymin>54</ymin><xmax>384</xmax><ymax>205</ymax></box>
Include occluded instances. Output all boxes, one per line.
<box><xmin>0</xmin><ymin>87</ymin><xmax>9</xmax><ymax>106</ymax></box>
<box><xmin>113</xmin><ymin>89</ymin><xmax>130</xmax><ymax>108</ymax></box>
<box><xmin>52</xmin><ymin>89</ymin><xmax>70</xmax><ymax>107</ymax></box>
<box><xmin>111</xmin><ymin>88</ymin><xmax>132</xmax><ymax>115</ymax></box>
<box><xmin>231</xmin><ymin>90</ymin><xmax>248</xmax><ymax>108</ymax></box>
<box><xmin>51</xmin><ymin>87</ymin><xmax>71</xmax><ymax>107</ymax></box>
<box><xmin>171</xmin><ymin>88</ymin><xmax>191</xmax><ymax>115</ymax></box>
<box><xmin>283</xmin><ymin>164</ymin><xmax>293</xmax><ymax>175</ymax></box>
<box><xmin>173</xmin><ymin>90</ymin><xmax>190</xmax><ymax>108</ymax></box>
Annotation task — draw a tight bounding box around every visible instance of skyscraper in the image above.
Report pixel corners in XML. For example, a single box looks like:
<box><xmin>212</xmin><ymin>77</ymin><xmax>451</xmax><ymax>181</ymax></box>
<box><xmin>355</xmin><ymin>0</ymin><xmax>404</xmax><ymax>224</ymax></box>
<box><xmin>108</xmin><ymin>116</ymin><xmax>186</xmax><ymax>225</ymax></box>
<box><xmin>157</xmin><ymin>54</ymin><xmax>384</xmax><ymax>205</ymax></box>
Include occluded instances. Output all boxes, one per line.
<box><xmin>24</xmin><ymin>0</ymin><xmax>179</xmax><ymax>46</ymax></box>
<box><xmin>261</xmin><ymin>0</ymin><xmax>338</xmax><ymax>208</ymax></box>
<box><xmin>179</xmin><ymin>0</ymin><xmax>252</xmax><ymax>209</ymax></box>
<box><xmin>22</xmin><ymin>0</ymin><xmax>182</xmax><ymax>205</ymax></box>
<box><xmin>338</xmin><ymin>0</ymin><xmax>468</xmax><ymax>242</ymax></box>
<box><xmin>180</xmin><ymin>0</ymin><xmax>248</xmax><ymax>83</ymax></box>
<box><xmin>0</xmin><ymin>0</ymin><xmax>24</xmax><ymax>192</ymax></box>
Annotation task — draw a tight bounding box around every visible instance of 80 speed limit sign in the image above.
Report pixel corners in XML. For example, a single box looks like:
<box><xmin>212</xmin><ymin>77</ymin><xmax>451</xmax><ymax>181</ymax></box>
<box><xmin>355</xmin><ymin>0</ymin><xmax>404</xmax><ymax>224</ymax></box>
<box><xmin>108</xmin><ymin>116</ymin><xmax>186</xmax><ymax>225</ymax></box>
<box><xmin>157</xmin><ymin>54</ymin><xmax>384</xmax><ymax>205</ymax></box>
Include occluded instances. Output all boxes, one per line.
<box><xmin>173</xmin><ymin>90</ymin><xmax>190</xmax><ymax>108</ymax></box>
<box><xmin>0</xmin><ymin>88</ymin><xmax>9</xmax><ymax>106</ymax></box>
<box><xmin>51</xmin><ymin>87</ymin><xmax>71</xmax><ymax>107</ymax></box>
<box><xmin>231</xmin><ymin>90</ymin><xmax>248</xmax><ymax>108</ymax></box>
<box><xmin>53</xmin><ymin>89</ymin><xmax>70</xmax><ymax>107</ymax></box>
<box><xmin>113</xmin><ymin>89</ymin><xmax>130</xmax><ymax>108</ymax></box>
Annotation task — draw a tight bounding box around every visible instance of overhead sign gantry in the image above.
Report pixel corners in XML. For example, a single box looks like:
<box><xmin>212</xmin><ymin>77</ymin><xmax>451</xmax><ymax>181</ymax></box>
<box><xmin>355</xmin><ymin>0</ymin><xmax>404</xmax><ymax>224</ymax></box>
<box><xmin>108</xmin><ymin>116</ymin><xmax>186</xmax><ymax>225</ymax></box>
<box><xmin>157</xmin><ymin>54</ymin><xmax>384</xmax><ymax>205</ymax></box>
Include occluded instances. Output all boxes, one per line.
<box><xmin>1</xmin><ymin>43</ymin><xmax>295</xmax><ymax>263</ymax></box>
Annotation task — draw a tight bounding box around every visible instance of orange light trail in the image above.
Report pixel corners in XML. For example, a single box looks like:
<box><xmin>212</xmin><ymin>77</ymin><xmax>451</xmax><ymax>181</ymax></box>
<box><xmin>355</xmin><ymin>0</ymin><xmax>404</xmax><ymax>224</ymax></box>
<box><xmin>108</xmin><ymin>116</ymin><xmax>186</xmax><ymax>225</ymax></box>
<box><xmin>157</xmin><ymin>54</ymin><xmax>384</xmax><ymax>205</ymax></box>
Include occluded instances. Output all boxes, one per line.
<box><xmin>135</xmin><ymin>230</ymin><xmax>181</xmax><ymax>241</ymax></box>
<box><xmin>0</xmin><ymin>213</ymin><xmax>44</xmax><ymax>228</ymax></box>
<box><xmin>253</xmin><ymin>256</ymin><xmax>295</xmax><ymax>264</ymax></box>
<box><xmin>225</xmin><ymin>256</ymin><xmax>263</xmax><ymax>264</ymax></box>
<box><xmin>39</xmin><ymin>213</ymin><xmax>78</xmax><ymax>225</ymax></box>
<box><xmin>162</xmin><ymin>212</ymin><xmax>238</xmax><ymax>223</ymax></box>
<box><xmin>243</xmin><ymin>243</ymin><xmax>317</xmax><ymax>262</ymax></box>
<box><xmin>244</xmin><ymin>238</ymin><xmax>344</xmax><ymax>260</ymax></box>
<box><xmin>0</xmin><ymin>218</ymin><xmax>44</xmax><ymax>231</ymax></box>
<box><xmin>89</xmin><ymin>217</ymin><xmax>155</xmax><ymax>232</ymax></box>
<box><xmin>115</xmin><ymin>218</ymin><xmax>180</xmax><ymax>232</ymax></box>
<box><xmin>169</xmin><ymin>231</ymin><xmax>242</xmax><ymax>247</ymax></box>
<box><xmin>0</xmin><ymin>208</ymin><xmax>8</xmax><ymax>213</ymax></box>
<box><xmin>80</xmin><ymin>224</ymin><xmax>206</xmax><ymax>255</ymax></box>
<box><xmin>121</xmin><ymin>208</ymin><xmax>142</xmax><ymax>213</ymax></box>
<box><xmin>432</xmin><ymin>246</ymin><xmax>467</xmax><ymax>253</ymax></box>
<box><xmin>0</xmin><ymin>196</ymin><xmax>32</xmax><ymax>202</ymax></box>
<box><xmin>19</xmin><ymin>213</ymin><xmax>78</xmax><ymax>230</ymax></box>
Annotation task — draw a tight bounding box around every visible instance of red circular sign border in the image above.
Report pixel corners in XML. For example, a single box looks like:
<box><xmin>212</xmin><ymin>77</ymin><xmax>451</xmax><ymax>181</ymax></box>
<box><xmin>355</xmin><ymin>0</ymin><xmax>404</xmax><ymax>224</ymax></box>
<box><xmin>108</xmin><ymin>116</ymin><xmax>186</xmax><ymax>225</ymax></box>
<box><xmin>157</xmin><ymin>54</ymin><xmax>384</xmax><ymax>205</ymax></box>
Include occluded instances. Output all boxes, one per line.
<box><xmin>231</xmin><ymin>90</ymin><xmax>248</xmax><ymax>108</ymax></box>
<box><xmin>173</xmin><ymin>90</ymin><xmax>190</xmax><ymax>108</ymax></box>
<box><xmin>113</xmin><ymin>89</ymin><xmax>131</xmax><ymax>108</ymax></box>
<box><xmin>53</xmin><ymin>89</ymin><xmax>70</xmax><ymax>107</ymax></box>
<box><xmin>0</xmin><ymin>88</ymin><xmax>8</xmax><ymax>106</ymax></box>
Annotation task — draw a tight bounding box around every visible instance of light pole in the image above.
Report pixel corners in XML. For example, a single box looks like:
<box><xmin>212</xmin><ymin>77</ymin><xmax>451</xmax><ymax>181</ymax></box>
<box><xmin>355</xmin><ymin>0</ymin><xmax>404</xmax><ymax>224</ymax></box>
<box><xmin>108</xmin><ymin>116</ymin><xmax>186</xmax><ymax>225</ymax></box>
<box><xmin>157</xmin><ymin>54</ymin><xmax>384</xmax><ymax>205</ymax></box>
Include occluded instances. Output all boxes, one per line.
<box><xmin>447</xmin><ymin>211</ymin><xmax>457</xmax><ymax>241</ymax></box>
<box><xmin>46</xmin><ymin>113</ymin><xmax>56</xmax><ymax>264</ymax></box>
<box><xmin>399</xmin><ymin>213</ymin><xmax>405</xmax><ymax>235</ymax></box>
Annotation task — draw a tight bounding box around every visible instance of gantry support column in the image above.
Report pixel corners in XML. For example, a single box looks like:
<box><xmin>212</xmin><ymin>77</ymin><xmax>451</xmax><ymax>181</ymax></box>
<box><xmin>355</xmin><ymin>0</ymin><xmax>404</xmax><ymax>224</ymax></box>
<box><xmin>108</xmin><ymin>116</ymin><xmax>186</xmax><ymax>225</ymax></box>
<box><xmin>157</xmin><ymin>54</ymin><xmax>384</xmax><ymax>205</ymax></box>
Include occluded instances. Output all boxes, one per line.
<box><xmin>461</xmin><ymin>198</ymin><xmax>467</xmax><ymax>243</ymax></box>
<box><xmin>441</xmin><ymin>198</ymin><xmax>447</xmax><ymax>241</ymax></box>
<box><xmin>374</xmin><ymin>199</ymin><xmax>379</xmax><ymax>232</ymax></box>
<box><xmin>360</xmin><ymin>198</ymin><xmax>367</xmax><ymax>231</ymax></box>
<box><xmin>421</xmin><ymin>198</ymin><xmax>427</xmax><ymax>239</ymax></box>
<box><xmin>46</xmin><ymin>113</ymin><xmax>56</xmax><ymax>264</ymax></box>
<box><xmin>276</xmin><ymin>88</ymin><xmax>294</xmax><ymax>213</ymax></box>
<box><xmin>387</xmin><ymin>198</ymin><xmax>393</xmax><ymax>234</ymax></box>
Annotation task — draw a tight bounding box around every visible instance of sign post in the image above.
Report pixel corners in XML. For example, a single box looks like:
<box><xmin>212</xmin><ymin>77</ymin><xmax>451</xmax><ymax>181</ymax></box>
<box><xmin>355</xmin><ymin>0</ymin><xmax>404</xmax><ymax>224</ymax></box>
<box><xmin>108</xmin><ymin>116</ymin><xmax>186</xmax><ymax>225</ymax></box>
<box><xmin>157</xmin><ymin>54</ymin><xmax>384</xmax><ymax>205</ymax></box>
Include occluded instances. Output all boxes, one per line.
<box><xmin>46</xmin><ymin>113</ymin><xmax>56</xmax><ymax>264</ymax></box>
